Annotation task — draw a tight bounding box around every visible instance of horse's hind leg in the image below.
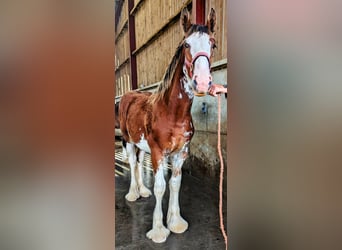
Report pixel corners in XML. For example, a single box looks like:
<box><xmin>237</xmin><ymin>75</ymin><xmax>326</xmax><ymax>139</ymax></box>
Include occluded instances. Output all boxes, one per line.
<box><xmin>136</xmin><ymin>149</ymin><xmax>152</xmax><ymax>197</ymax></box>
<box><xmin>125</xmin><ymin>142</ymin><xmax>140</xmax><ymax>201</ymax></box>
<box><xmin>121</xmin><ymin>139</ymin><xmax>128</xmax><ymax>163</ymax></box>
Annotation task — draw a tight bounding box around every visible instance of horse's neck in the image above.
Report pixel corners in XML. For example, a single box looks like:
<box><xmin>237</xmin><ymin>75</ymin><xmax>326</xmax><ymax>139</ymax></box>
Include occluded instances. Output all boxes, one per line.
<box><xmin>167</xmin><ymin>63</ymin><xmax>193</xmax><ymax>118</ymax></box>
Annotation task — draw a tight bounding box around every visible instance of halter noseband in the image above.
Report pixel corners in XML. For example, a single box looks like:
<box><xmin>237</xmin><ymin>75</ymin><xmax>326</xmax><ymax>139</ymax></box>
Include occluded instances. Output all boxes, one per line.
<box><xmin>184</xmin><ymin>51</ymin><xmax>211</xmax><ymax>79</ymax></box>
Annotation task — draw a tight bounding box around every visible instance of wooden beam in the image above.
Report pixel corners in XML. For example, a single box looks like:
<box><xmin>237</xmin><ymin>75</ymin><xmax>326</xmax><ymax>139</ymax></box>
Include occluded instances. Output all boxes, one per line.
<box><xmin>192</xmin><ymin>0</ymin><xmax>206</xmax><ymax>25</ymax></box>
<box><xmin>115</xmin><ymin>20</ymin><xmax>128</xmax><ymax>42</ymax></box>
<box><xmin>128</xmin><ymin>0</ymin><xmax>138</xmax><ymax>90</ymax></box>
<box><xmin>115</xmin><ymin>58</ymin><xmax>130</xmax><ymax>72</ymax></box>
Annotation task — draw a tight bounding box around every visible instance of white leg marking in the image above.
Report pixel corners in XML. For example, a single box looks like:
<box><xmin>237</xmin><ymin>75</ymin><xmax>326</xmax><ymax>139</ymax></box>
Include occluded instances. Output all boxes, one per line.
<box><xmin>146</xmin><ymin>160</ymin><xmax>170</xmax><ymax>243</ymax></box>
<box><xmin>136</xmin><ymin>150</ymin><xmax>151</xmax><ymax>197</ymax></box>
<box><xmin>167</xmin><ymin>152</ymin><xmax>188</xmax><ymax>234</ymax></box>
<box><xmin>136</xmin><ymin>134</ymin><xmax>151</xmax><ymax>153</ymax></box>
<box><xmin>125</xmin><ymin>143</ymin><xmax>140</xmax><ymax>201</ymax></box>
<box><xmin>121</xmin><ymin>144</ymin><xmax>128</xmax><ymax>163</ymax></box>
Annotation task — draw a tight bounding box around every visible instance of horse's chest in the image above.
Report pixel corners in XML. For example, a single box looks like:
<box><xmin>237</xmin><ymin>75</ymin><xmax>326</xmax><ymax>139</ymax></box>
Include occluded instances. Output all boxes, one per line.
<box><xmin>167</xmin><ymin>121</ymin><xmax>194</xmax><ymax>153</ymax></box>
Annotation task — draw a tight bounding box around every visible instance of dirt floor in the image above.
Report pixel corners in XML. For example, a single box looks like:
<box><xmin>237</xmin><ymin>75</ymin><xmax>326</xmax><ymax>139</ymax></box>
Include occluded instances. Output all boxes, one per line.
<box><xmin>115</xmin><ymin>146</ymin><xmax>227</xmax><ymax>250</ymax></box>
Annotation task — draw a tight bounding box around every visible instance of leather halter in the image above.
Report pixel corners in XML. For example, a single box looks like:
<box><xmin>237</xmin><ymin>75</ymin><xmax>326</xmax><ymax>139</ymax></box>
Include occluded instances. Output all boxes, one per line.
<box><xmin>184</xmin><ymin>51</ymin><xmax>211</xmax><ymax>79</ymax></box>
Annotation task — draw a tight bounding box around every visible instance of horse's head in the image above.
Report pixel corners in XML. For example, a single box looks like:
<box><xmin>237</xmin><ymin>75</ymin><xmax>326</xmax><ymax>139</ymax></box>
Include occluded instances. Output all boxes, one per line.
<box><xmin>181</xmin><ymin>7</ymin><xmax>216</xmax><ymax>96</ymax></box>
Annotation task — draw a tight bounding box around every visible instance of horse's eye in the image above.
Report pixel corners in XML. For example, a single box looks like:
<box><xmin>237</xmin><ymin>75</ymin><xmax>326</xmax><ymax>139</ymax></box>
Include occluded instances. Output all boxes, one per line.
<box><xmin>184</xmin><ymin>43</ymin><xmax>190</xmax><ymax>48</ymax></box>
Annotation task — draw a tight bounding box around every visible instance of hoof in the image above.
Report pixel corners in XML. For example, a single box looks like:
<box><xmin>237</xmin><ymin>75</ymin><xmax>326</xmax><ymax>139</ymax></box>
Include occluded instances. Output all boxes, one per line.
<box><xmin>139</xmin><ymin>186</ymin><xmax>152</xmax><ymax>198</ymax></box>
<box><xmin>167</xmin><ymin>215</ymin><xmax>188</xmax><ymax>234</ymax></box>
<box><xmin>146</xmin><ymin>226</ymin><xmax>170</xmax><ymax>243</ymax></box>
<box><xmin>125</xmin><ymin>190</ymin><xmax>140</xmax><ymax>202</ymax></box>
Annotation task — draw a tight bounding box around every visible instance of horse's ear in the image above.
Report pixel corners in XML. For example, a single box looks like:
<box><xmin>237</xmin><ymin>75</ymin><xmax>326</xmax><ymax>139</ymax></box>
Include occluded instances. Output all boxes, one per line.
<box><xmin>206</xmin><ymin>8</ymin><xmax>216</xmax><ymax>34</ymax></box>
<box><xmin>180</xmin><ymin>8</ymin><xmax>191</xmax><ymax>34</ymax></box>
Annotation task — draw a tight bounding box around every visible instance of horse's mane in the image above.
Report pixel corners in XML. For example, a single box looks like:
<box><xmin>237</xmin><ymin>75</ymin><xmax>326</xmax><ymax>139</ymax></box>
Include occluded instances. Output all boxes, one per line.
<box><xmin>148</xmin><ymin>42</ymin><xmax>183</xmax><ymax>104</ymax></box>
<box><xmin>149</xmin><ymin>24</ymin><xmax>210</xmax><ymax>105</ymax></box>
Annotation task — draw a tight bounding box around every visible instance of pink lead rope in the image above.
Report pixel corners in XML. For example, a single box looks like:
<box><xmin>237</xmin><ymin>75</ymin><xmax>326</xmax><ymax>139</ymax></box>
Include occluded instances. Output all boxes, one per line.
<box><xmin>217</xmin><ymin>93</ymin><xmax>228</xmax><ymax>250</ymax></box>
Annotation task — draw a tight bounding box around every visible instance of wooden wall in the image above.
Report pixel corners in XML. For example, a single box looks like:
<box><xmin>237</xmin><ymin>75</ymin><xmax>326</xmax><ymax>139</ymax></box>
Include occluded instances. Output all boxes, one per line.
<box><xmin>206</xmin><ymin>0</ymin><xmax>227</xmax><ymax>62</ymax></box>
<box><xmin>115</xmin><ymin>30</ymin><xmax>130</xmax><ymax>68</ymax></box>
<box><xmin>116</xmin><ymin>1</ymin><xmax>128</xmax><ymax>36</ymax></box>
<box><xmin>136</xmin><ymin>21</ymin><xmax>184</xmax><ymax>87</ymax></box>
<box><xmin>115</xmin><ymin>63</ymin><xmax>131</xmax><ymax>97</ymax></box>
<box><xmin>115</xmin><ymin>0</ymin><xmax>131</xmax><ymax>96</ymax></box>
<box><xmin>133</xmin><ymin>0</ymin><xmax>191</xmax><ymax>88</ymax></box>
<box><xmin>134</xmin><ymin>0</ymin><xmax>188</xmax><ymax>49</ymax></box>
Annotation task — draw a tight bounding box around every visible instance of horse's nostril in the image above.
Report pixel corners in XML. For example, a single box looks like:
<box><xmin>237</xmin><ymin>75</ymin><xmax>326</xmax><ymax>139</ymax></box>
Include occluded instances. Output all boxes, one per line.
<box><xmin>209</xmin><ymin>75</ymin><xmax>212</xmax><ymax>81</ymax></box>
<box><xmin>193</xmin><ymin>79</ymin><xmax>198</xmax><ymax>86</ymax></box>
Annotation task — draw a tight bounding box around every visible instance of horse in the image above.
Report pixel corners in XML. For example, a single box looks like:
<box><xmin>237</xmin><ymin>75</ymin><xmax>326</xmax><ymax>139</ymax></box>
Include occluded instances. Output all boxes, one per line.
<box><xmin>118</xmin><ymin>7</ymin><xmax>216</xmax><ymax>243</ymax></box>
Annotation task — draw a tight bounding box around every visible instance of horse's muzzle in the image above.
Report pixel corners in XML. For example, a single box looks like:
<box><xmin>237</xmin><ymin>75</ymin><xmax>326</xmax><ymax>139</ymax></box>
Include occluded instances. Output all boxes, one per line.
<box><xmin>193</xmin><ymin>76</ymin><xmax>212</xmax><ymax>96</ymax></box>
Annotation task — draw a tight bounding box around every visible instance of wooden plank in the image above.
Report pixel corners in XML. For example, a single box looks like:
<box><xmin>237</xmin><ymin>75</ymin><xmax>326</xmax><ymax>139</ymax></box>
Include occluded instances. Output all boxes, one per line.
<box><xmin>206</xmin><ymin>0</ymin><xmax>227</xmax><ymax>62</ymax></box>
<box><xmin>132</xmin><ymin>10</ymin><xmax>181</xmax><ymax>56</ymax></box>
<box><xmin>116</xmin><ymin>0</ymin><xmax>129</xmax><ymax>36</ymax></box>
<box><xmin>114</xmin><ymin>58</ymin><xmax>129</xmax><ymax>72</ymax></box>
<box><xmin>115</xmin><ymin>20</ymin><xmax>128</xmax><ymax>42</ymax></box>
<box><xmin>135</xmin><ymin>20</ymin><xmax>184</xmax><ymax>86</ymax></box>
<box><xmin>134</xmin><ymin>0</ymin><xmax>191</xmax><ymax>51</ymax></box>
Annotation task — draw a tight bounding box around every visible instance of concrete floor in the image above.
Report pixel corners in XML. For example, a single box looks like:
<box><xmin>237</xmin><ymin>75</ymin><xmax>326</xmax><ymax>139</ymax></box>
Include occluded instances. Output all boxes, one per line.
<box><xmin>115</xmin><ymin>147</ymin><xmax>227</xmax><ymax>250</ymax></box>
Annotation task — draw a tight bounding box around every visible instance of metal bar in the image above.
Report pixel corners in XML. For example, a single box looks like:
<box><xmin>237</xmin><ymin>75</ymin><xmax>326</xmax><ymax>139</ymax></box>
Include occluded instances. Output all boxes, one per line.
<box><xmin>115</xmin><ymin>162</ymin><xmax>130</xmax><ymax>171</ymax></box>
<box><xmin>115</xmin><ymin>169</ymin><xmax>125</xmax><ymax>176</ymax></box>
<box><xmin>128</xmin><ymin>0</ymin><xmax>138</xmax><ymax>90</ymax></box>
<box><xmin>193</xmin><ymin>0</ymin><xmax>206</xmax><ymax>25</ymax></box>
<box><xmin>129</xmin><ymin>0</ymin><xmax>145</xmax><ymax>16</ymax></box>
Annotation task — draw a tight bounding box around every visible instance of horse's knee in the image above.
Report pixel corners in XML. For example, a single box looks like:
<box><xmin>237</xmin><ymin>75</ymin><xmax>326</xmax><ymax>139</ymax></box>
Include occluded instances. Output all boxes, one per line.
<box><xmin>154</xmin><ymin>182</ymin><xmax>165</xmax><ymax>197</ymax></box>
<box><xmin>126</xmin><ymin>144</ymin><xmax>137</xmax><ymax>165</ymax></box>
<box><xmin>154</xmin><ymin>169</ymin><xmax>166</xmax><ymax>197</ymax></box>
<box><xmin>169</xmin><ymin>174</ymin><xmax>181</xmax><ymax>192</ymax></box>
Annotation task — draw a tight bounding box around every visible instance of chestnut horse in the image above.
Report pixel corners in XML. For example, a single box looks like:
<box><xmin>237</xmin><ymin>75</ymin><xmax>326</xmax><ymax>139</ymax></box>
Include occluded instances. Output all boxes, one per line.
<box><xmin>118</xmin><ymin>8</ymin><xmax>216</xmax><ymax>243</ymax></box>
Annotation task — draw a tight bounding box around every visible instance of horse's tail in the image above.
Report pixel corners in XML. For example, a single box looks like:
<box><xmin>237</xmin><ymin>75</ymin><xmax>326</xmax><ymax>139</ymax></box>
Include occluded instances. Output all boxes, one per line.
<box><xmin>115</xmin><ymin>102</ymin><xmax>120</xmax><ymax>129</ymax></box>
<box><xmin>118</xmin><ymin>95</ymin><xmax>131</xmax><ymax>142</ymax></box>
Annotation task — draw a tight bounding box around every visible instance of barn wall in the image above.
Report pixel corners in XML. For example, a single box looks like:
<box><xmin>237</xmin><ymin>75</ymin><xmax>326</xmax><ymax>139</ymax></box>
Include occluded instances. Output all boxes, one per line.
<box><xmin>189</xmin><ymin>66</ymin><xmax>227</xmax><ymax>170</ymax></box>
<box><xmin>115</xmin><ymin>0</ymin><xmax>131</xmax><ymax>96</ymax></box>
<box><xmin>136</xmin><ymin>21</ymin><xmax>184</xmax><ymax>87</ymax></box>
<box><xmin>134</xmin><ymin>0</ymin><xmax>187</xmax><ymax>50</ymax></box>
<box><xmin>206</xmin><ymin>0</ymin><xmax>227</xmax><ymax>62</ymax></box>
<box><xmin>115</xmin><ymin>63</ymin><xmax>131</xmax><ymax>97</ymax></box>
<box><xmin>116</xmin><ymin>1</ymin><xmax>128</xmax><ymax>36</ymax></box>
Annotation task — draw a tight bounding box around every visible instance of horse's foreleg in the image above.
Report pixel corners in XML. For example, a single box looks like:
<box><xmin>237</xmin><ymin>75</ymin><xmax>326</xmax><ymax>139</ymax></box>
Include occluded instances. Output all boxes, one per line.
<box><xmin>167</xmin><ymin>150</ymin><xmax>188</xmax><ymax>234</ymax></box>
<box><xmin>136</xmin><ymin>150</ymin><xmax>152</xmax><ymax>197</ymax></box>
<box><xmin>146</xmin><ymin>156</ymin><xmax>170</xmax><ymax>243</ymax></box>
<box><xmin>125</xmin><ymin>143</ymin><xmax>140</xmax><ymax>201</ymax></box>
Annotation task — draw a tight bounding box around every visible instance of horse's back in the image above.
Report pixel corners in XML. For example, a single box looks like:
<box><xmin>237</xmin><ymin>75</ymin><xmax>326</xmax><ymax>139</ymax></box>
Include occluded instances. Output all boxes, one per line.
<box><xmin>119</xmin><ymin>91</ymin><xmax>152</xmax><ymax>117</ymax></box>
